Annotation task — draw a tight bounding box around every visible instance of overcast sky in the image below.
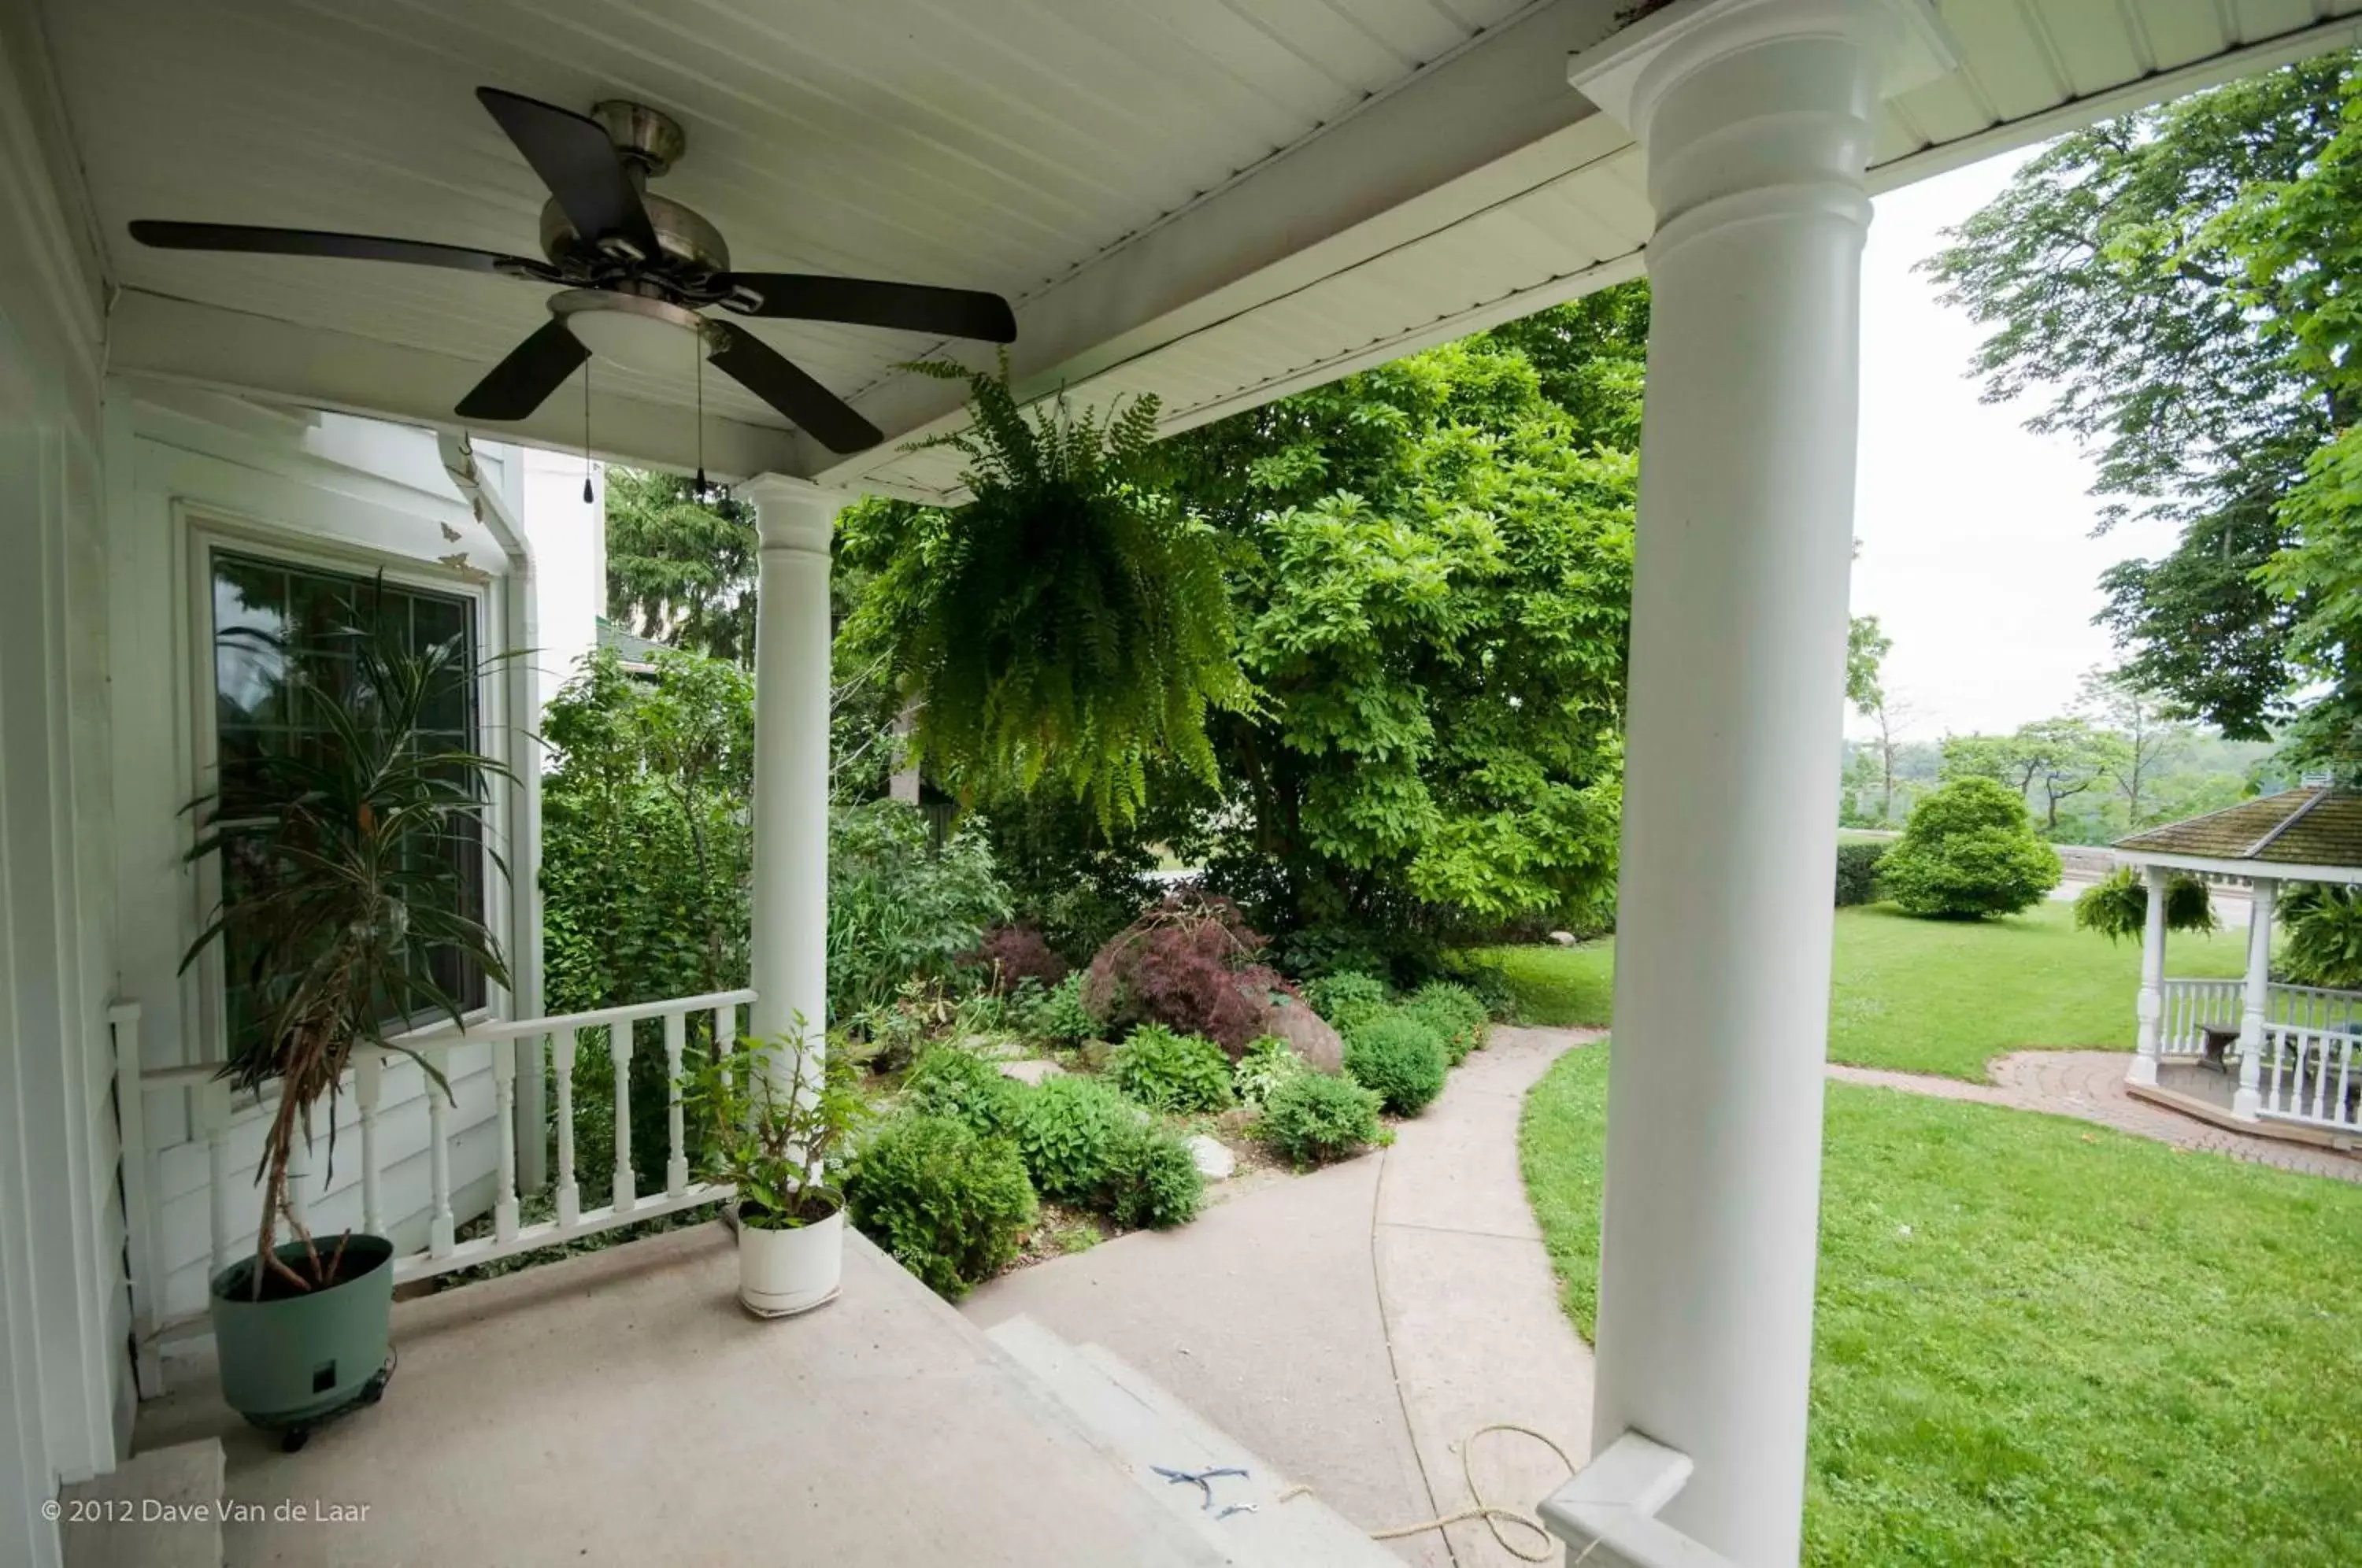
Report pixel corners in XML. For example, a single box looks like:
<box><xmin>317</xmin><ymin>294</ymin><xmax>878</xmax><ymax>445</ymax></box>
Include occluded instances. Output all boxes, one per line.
<box><xmin>1849</xmin><ymin>152</ymin><xmax>2182</xmax><ymax>742</ymax></box>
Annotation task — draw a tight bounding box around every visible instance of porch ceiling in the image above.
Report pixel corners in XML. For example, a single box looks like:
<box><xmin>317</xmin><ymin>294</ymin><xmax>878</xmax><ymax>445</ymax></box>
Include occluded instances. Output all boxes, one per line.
<box><xmin>37</xmin><ymin>0</ymin><xmax>2362</xmax><ymax>494</ymax></box>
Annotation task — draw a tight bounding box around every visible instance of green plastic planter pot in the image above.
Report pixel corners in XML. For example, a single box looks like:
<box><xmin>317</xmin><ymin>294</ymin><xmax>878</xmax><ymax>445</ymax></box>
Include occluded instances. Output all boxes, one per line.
<box><xmin>209</xmin><ymin>1235</ymin><xmax>394</xmax><ymax>1427</ymax></box>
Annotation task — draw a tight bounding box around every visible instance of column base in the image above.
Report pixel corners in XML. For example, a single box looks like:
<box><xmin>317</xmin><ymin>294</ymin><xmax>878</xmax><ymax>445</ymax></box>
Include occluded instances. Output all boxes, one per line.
<box><xmin>2125</xmin><ymin>1055</ymin><xmax>2159</xmax><ymax>1089</ymax></box>
<box><xmin>2231</xmin><ymin>1087</ymin><xmax>2262</xmax><ymax>1122</ymax></box>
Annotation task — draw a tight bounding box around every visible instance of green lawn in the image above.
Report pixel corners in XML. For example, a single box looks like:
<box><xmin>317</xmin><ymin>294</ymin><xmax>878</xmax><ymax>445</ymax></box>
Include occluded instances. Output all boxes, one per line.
<box><xmin>1521</xmin><ymin>1046</ymin><xmax>2362</xmax><ymax>1565</ymax></box>
<box><xmin>1478</xmin><ymin>899</ymin><xmax>2251</xmax><ymax>1080</ymax></box>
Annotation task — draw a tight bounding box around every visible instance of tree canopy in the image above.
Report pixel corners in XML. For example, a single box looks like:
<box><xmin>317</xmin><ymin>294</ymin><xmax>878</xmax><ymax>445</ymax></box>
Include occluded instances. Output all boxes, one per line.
<box><xmin>604</xmin><ymin>469</ymin><xmax>760</xmax><ymax>665</ymax></box>
<box><xmin>1927</xmin><ymin>51</ymin><xmax>2360</xmax><ymax>758</ymax></box>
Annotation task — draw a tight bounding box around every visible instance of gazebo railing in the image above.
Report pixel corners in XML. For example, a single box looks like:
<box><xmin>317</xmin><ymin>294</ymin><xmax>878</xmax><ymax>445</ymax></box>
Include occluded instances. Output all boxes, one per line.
<box><xmin>2158</xmin><ymin>978</ymin><xmax>2362</xmax><ymax>1060</ymax></box>
<box><xmin>2259</xmin><ymin>1023</ymin><xmax>2361</xmax><ymax>1133</ymax></box>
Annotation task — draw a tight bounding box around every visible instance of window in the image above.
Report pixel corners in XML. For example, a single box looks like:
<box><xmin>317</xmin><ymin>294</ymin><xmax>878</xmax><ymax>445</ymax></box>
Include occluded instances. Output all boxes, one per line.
<box><xmin>209</xmin><ymin>551</ymin><xmax>490</xmax><ymax>1045</ymax></box>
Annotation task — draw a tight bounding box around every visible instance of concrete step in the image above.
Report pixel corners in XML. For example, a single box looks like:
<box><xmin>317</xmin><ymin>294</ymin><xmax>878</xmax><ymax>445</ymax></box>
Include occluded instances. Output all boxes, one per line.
<box><xmin>61</xmin><ymin>1438</ymin><xmax>225</xmax><ymax>1568</ymax></box>
<box><xmin>987</xmin><ymin>1315</ymin><xmax>1401</xmax><ymax>1568</ymax></box>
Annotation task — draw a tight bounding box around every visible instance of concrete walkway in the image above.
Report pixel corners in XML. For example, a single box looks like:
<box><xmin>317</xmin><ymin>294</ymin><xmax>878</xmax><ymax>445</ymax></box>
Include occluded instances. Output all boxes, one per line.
<box><xmin>964</xmin><ymin>1026</ymin><xmax>1598</xmax><ymax>1568</ymax></box>
<box><xmin>1829</xmin><ymin>1049</ymin><xmax>2362</xmax><ymax>1183</ymax></box>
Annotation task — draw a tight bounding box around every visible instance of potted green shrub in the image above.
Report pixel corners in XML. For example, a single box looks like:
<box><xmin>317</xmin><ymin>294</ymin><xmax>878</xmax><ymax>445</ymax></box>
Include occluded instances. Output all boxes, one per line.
<box><xmin>182</xmin><ymin>602</ymin><xmax>510</xmax><ymax>1440</ymax></box>
<box><xmin>685</xmin><ymin>1022</ymin><xmax>867</xmax><ymax>1316</ymax></box>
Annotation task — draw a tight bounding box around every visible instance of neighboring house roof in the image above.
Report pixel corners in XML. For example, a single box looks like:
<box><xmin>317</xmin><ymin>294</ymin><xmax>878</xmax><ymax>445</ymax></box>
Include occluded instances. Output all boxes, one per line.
<box><xmin>2116</xmin><ymin>785</ymin><xmax>2362</xmax><ymax>875</ymax></box>
<box><xmin>594</xmin><ymin>618</ymin><xmax>668</xmax><ymax>674</ymax></box>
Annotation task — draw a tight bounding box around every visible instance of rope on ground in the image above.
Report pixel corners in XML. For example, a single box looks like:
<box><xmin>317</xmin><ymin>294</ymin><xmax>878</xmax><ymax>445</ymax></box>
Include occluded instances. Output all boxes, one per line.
<box><xmin>1278</xmin><ymin>1421</ymin><xmax>1581</xmax><ymax>1564</ymax></box>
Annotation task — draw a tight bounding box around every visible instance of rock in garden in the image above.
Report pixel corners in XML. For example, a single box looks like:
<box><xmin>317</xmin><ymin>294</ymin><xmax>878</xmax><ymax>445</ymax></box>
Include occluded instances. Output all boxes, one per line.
<box><xmin>1548</xmin><ymin>930</ymin><xmax>1578</xmax><ymax>947</ymax></box>
<box><xmin>1186</xmin><ymin>1135</ymin><xmax>1235</xmax><ymax>1182</ymax></box>
<box><xmin>998</xmin><ymin>1058</ymin><xmax>1066</xmax><ymax>1085</ymax></box>
<box><xmin>1257</xmin><ymin>993</ymin><xmax>1343</xmax><ymax>1074</ymax></box>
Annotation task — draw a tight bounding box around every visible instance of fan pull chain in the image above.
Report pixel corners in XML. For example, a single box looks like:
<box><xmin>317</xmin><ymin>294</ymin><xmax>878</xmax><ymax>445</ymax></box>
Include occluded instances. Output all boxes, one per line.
<box><xmin>693</xmin><ymin>331</ymin><xmax>710</xmax><ymax>501</ymax></box>
<box><xmin>581</xmin><ymin>357</ymin><xmax>594</xmax><ymax>505</ymax></box>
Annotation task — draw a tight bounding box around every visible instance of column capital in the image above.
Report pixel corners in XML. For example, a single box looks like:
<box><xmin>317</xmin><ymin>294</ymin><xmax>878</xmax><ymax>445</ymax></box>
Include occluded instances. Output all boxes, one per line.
<box><xmin>741</xmin><ymin>474</ymin><xmax>853</xmax><ymax>553</ymax></box>
<box><xmin>1569</xmin><ymin>0</ymin><xmax>1953</xmax><ymax>141</ymax></box>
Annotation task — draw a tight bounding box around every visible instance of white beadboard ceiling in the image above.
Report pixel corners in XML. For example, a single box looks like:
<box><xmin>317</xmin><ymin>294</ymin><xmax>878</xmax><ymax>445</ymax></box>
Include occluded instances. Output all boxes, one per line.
<box><xmin>38</xmin><ymin>0</ymin><xmax>2362</xmax><ymax>494</ymax></box>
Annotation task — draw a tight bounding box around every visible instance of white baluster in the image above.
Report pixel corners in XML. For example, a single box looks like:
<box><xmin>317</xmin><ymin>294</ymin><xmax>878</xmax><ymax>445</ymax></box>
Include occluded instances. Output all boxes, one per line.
<box><xmin>357</xmin><ymin>1051</ymin><xmax>385</xmax><ymax>1237</ymax></box>
<box><xmin>714</xmin><ymin>1005</ymin><xmax>735</xmax><ymax>1098</ymax></box>
<box><xmin>2336</xmin><ymin>1037</ymin><xmax>2355</xmax><ymax>1130</ymax></box>
<box><xmin>202</xmin><ymin>1079</ymin><xmax>233</xmax><ymax>1279</ymax></box>
<box><xmin>612</xmin><ymin>1025</ymin><xmax>636</xmax><ymax>1215</ymax></box>
<box><xmin>665</xmin><ymin>1011</ymin><xmax>688</xmax><ymax>1198</ymax></box>
<box><xmin>427</xmin><ymin>1045</ymin><xmax>455</xmax><ymax>1256</ymax></box>
<box><xmin>554</xmin><ymin>1028</ymin><xmax>580</xmax><ymax>1228</ymax></box>
<box><xmin>494</xmin><ymin>1039</ymin><xmax>520</xmax><ymax>1243</ymax></box>
<box><xmin>2308</xmin><ymin>1033</ymin><xmax>2329</xmax><ymax>1123</ymax></box>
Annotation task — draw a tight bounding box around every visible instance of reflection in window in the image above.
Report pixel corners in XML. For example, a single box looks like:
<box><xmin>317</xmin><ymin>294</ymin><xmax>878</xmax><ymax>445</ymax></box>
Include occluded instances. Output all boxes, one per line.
<box><xmin>209</xmin><ymin>553</ymin><xmax>488</xmax><ymax>1045</ymax></box>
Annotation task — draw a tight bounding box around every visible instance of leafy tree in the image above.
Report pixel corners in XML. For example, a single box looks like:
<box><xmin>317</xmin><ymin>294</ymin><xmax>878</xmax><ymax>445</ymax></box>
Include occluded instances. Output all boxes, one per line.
<box><xmin>1845</xmin><ymin>616</ymin><xmax>1909</xmax><ymax>824</ymax></box>
<box><xmin>1879</xmin><ymin>776</ymin><xmax>2062</xmax><ymax>919</ymax></box>
<box><xmin>1927</xmin><ymin>53</ymin><xmax>2357</xmax><ymax>745</ymax></box>
<box><xmin>838</xmin><ymin>362</ymin><xmax>1250</xmax><ymax>827</ymax></box>
<box><xmin>604</xmin><ymin>469</ymin><xmax>760</xmax><ymax>664</ymax></box>
<box><xmin>1846</xmin><ymin>616</ymin><xmax>1890</xmax><ymax>712</ymax></box>
<box><xmin>1161</xmin><ymin>296</ymin><xmax>1644</xmax><ymax>948</ymax></box>
<box><xmin>1940</xmin><ymin>719</ymin><xmax>2112</xmax><ymax>834</ymax></box>
<box><xmin>2078</xmin><ymin>667</ymin><xmax>2187</xmax><ymax>827</ymax></box>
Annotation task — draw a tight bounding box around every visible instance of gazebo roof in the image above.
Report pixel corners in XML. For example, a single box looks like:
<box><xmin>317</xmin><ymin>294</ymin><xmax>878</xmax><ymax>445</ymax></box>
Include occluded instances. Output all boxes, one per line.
<box><xmin>2116</xmin><ymin>783</ymin><xmax>2362</xmax><ymax>877</ymax></box>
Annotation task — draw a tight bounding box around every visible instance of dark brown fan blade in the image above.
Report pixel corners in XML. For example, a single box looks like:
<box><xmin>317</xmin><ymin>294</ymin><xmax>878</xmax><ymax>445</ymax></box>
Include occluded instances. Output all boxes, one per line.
<box><xmin>723</xmin><ymin>273</ymin><xmax>1016</xmax><ymax>342</ymax></box>
<box><xmin>454</xmin><ymin>320</ymin><xmax>589</xmax><ymax>421</ymax></box>
<box><xmin>129</xmin><ymin>220</ymin><xmax>538</xmax><ymax>275</ymax></box>
<box><xmin>476</xmin><ymin>87</ymin><xmax>661</xmax><ymax>262</ymax></box>
<box><xmin>705</xmin><ymin>320</ymin><xmax>883</xmax><ymax>453</ymax></box>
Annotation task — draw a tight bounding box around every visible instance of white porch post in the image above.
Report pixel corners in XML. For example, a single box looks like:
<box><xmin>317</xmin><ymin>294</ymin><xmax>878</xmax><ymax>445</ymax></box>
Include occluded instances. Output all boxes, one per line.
<box><xmin>2131</xmin><ymin>864</ymin><xmax>2168</xmax><ymax>1086</ymax></box>
<box><xmin>1569</xmin><ymin>3</ymin><xmax>1953</xmax><ymax>1561</ymax></box>
<box><xmin>2234</xmin><ymin>875</ymin><xmax>2277</xmax><ymax>1121</ymax></box>
<box><xmin>742</xmin><ymin>477</ymin><xmax>841</xmax><ymax>1090</ymax></box>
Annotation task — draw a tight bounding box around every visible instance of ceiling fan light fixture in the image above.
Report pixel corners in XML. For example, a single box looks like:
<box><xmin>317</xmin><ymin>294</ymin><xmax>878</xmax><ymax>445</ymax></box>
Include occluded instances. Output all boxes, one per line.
<box><xmin>550</xmin><ymin>289</ymin><xmax>710</xmax><ymax>378</ymax></box>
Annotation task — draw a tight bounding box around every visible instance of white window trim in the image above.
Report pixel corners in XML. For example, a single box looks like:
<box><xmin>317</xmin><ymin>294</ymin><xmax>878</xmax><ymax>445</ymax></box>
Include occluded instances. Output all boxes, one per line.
<box><xmin>180</xmin><ymin>507</ymin><xmax>515</xmax><ymax>1075</ymax></box>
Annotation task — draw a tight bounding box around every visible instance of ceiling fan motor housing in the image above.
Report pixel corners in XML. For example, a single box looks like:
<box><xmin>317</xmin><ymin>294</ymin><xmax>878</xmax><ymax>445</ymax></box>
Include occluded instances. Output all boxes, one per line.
<box><xmin>536</xmin><ymin>101</ymin><xmax>730</xmax><ymax>280</ymax></box>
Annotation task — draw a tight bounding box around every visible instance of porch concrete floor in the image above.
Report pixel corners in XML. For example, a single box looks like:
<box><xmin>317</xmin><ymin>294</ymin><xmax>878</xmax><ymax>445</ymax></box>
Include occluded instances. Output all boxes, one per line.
<box><xmin>133</xmin><ymin>1224</ymin><xmax>1235</xmax><ymax>1567</ymax></box>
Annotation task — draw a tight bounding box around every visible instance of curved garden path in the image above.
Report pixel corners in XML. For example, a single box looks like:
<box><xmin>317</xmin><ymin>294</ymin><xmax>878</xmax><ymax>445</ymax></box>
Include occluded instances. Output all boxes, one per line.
<box><xmin>1829</xmin><ymin>1049</ymin><xmax>2362</xmax><ymax>1184</ymax></box>
<box><xmin>964</xmin><ymin>1025</ymin><xmax>1600</xmax><ymax>1568</ymax></box>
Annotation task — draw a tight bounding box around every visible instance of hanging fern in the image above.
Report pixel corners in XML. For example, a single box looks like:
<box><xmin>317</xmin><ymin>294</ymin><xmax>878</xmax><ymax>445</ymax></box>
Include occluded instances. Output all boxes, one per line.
<box><xmin>839</xmin><ymin>358</ymin><xmax>1249</xmax><ymax>823</ymax></box>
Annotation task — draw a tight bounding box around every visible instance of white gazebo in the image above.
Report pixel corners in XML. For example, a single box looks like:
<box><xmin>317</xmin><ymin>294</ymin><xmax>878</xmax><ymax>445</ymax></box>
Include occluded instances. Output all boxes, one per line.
<box><xmin>2120</xmin><ymin>782</ymin><xmax>2362</xmax><ymax>1145</ymax></box>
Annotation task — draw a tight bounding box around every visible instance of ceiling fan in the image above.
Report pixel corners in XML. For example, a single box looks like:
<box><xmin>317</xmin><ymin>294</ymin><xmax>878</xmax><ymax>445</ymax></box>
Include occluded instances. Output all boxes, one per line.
<box><xmin>128</xmin><ymin>88</ymin><xmax>1018</xmax><ymax>454</ymax></box>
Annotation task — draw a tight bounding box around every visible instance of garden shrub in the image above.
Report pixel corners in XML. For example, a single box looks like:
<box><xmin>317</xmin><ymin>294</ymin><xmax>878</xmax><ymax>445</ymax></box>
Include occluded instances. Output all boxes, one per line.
<box><xmin>846</xmin><ymin>1112</ymin><xmax>1036</xmax><ymax>1300</ymax></box>
<box><xmin>1879</xmin><ymin>777</ymin><xmax>2061</xmax><ymax>919</ymax></box>
<box><xmin>1101</xmin><ymin>1122</ymin><xmax>1205</xmax><ymax>1230</ymax></box>
<box><xmin>1258</xmin><ymin>1072</ymin><xmax>1383</xmax><ymax>1166</ymax></box>
<box><xmin>830</xmin><ymin>799</ymin><xmax>1013</xmax><ymax>1016</ymax></box>
<box><xmin>1342</xmin><ymin>1011</ymin><xmax>1449</xmax><ymax>1115</ymax></box>
<box><xmin>1025</xmin><ymin>972</ymin><xmax>1101</xmax><ymax>1047</ymax></box>
<box><xmin>1107</xmin><ymin>1024</ymin><xmax>1235</xmax><ymax>1113</ymax></box>
<box><xmin>972</xmin><ymin>924</ymin><xmax>1070</xmax><ymax>991</ymax></box>
<box><xmin>1440</xmin><ymin>958</ymin><xmax>1521</xmax><ymax>1023</ymax></box>
<box><xmin>901</xmin><ymin>1045</ymin><xmax>1024</xmax><ymax>1140</ymax></box>
<box><xmin>1013</xmin><ymin>1074</ymin><xmax>1137</xmax><ymax>1204</ymax></box>
<box><xmin>2073</xmin><ymin>867</ymin><xmax>2218</xmax><ymax>942</ymax></box>
<box><xmin>1401</xmin><ymin>982</ymin><xmax>1488</xmax><ymax>1064</ymax></box>
<box><xmin>1833</xmin><ymin>841</ymin><xmax>1888</xmax><ymax>906</ymax></box>
<box><xmin>2281</xmin><ymin>882</ymin><xmax>2362</xmax><ymax>989</ymax></box>
<box><xmin>1232</xmin><ymin>1035</ymin><xmax>1306</xmax><ymax>1107</ymax></box>
<box><xmin>1082</xmin><ymin>892</ymin><xmax>1299</xmax><ymax>1056</ymax></box>
<box><xmin>1305</xmin><ymin>971</ymin><xmax>1390</xmax><ymax>1034</ymax></box>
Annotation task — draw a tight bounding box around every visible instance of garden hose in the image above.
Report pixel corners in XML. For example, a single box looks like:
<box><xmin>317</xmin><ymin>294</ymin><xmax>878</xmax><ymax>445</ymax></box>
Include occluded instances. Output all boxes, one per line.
<box><xmin>1277</xmin><ymin>1420</ymin><xmax>1581</xmax><ymax>1564</ymax></box>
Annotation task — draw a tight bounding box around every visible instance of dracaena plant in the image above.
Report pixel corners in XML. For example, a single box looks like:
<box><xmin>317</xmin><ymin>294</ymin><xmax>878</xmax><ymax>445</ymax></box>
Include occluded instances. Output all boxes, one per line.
<box><xmin>683</xmin><ymin>1021</ymin><xmax>868</xmax><ymax>1228</ymax></box>
<box><xmin>183</xmin><ymin>595</ymin><xmax>513</xmax><ymax>1298</ymax></box>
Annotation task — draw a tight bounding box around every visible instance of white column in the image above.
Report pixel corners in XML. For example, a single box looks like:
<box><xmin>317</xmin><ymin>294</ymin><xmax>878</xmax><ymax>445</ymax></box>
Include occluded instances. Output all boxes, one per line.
<box><xmin>742</xmin><ymin>477</ymin><xmax>842</xmax><ymax>1092</ymax></box>
<box><xmin>1569</xmin><ymin>4</ymin><xmax>1953</xmax><ymax>1562</ymax></box>
<box><xmin>2131</xmin><ymin>864</ymin><xmax>2168</xmax><ymax>1087</ymax></box>
<box><xmin>2234</xmin><ymin>875</ymin><xmax>2277</xmax><ymax>1121</ymax></box>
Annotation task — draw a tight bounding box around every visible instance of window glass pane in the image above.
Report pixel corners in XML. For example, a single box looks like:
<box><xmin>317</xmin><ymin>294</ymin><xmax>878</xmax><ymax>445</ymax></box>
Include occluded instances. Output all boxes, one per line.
<box><xmin>210</xmin><ymin>552</ymin><xmax>487</xmax><ymax>1041</ymax></box>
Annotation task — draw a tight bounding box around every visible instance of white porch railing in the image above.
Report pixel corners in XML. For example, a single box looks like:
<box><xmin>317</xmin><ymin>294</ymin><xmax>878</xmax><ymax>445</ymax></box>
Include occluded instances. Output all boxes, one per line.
<box><xmin>1538</xmin><ymin>1432</ymin><xmax>1736</xmax><ymax>1568</ymax></box>
<box><xmin>2158</xmin><ymin>978</ymin><xmax>2362</xmax><ymax>1060</ymax></box>
<box><xmin>117</xmin><ymin>989</ymin><xmax>754</xmax><ymax>1375</ymax></box>
<box><xmin>2259</xmin><ymin>1024</ymin><xmax>2361</xmax><ymax>1134</ymax></box>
